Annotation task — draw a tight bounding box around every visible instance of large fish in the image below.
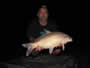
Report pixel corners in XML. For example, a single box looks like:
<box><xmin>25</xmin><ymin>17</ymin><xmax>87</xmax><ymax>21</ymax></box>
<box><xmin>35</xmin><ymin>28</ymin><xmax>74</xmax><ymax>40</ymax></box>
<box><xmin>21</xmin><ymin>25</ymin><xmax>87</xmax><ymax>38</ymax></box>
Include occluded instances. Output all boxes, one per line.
<box><xmin>22</xmin><ymin>29</ymin><xmax>72</xmax><ymax>56</ymax></box>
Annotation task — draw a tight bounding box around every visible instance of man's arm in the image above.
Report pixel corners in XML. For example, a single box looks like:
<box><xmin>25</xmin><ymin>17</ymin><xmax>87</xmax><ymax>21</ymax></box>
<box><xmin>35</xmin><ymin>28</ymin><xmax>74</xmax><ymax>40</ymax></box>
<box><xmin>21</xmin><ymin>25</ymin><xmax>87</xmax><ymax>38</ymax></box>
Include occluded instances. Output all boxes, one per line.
<box><xmin>26</xmin><ymin>23</ymin><xmax>35</xmax><ymax>42</ymax></box>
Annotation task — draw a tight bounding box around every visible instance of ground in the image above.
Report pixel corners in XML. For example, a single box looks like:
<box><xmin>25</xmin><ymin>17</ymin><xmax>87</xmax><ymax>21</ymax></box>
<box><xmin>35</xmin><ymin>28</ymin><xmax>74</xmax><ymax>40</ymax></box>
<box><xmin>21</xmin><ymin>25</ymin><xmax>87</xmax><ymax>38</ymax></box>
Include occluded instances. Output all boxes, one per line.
<box><xmin>0</xmin><ymin>55</ymin><xmax>78</xmax><ymax>68</ymax></box>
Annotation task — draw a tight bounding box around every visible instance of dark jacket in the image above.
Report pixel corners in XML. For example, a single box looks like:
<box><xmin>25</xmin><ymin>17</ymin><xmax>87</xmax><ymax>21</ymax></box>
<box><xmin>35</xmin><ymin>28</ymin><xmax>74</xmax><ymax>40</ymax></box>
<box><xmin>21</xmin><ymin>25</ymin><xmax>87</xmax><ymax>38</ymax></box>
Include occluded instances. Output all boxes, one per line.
<box><xmin>26</xmin><ymin>18</ymin><xmax>59</xmax><ymax>41</ymax></box>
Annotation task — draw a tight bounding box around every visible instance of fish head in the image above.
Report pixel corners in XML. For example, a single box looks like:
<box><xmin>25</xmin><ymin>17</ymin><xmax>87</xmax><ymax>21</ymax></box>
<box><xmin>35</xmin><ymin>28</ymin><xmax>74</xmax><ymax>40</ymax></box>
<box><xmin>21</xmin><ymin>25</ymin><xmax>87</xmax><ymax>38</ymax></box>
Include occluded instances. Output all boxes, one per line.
<box><xmin>67</xmin><ymin>37</ymin><xmax>72</xmax><ymax>42</ymax></box>
<box><xmin>63</xmin><ymin>36</ymin><xmax>73</xmax><ymax>44</ymax></box>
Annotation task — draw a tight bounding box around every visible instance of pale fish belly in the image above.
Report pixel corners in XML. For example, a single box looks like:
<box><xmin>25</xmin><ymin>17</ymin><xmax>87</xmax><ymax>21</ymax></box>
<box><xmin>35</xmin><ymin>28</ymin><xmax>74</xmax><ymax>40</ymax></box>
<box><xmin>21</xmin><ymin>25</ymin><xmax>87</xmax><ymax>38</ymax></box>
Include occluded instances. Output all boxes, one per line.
<box><xmin>35</xmin><ymin>35</ymin><xmax>63</xmax><ymax>49</ymax></box>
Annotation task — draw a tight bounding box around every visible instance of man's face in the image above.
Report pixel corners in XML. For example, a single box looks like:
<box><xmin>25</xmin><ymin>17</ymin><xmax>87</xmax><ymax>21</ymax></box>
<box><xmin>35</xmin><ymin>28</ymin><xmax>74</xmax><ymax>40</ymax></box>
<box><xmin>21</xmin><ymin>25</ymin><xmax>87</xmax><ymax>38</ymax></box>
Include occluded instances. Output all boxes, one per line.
<box><xmin>37</xmin><ymin>8</ymin><xmax>48</xmax><ymax>21</ymax></box>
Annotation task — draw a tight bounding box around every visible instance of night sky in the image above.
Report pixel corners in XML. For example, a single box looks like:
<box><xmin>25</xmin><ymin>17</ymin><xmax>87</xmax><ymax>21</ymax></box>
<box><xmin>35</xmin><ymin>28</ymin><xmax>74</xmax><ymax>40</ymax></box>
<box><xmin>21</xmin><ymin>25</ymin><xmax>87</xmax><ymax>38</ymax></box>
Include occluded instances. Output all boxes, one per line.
<box><xmin>0</xmin><ymin>1</ymin><xmax>89</xmax><ymax>62</ymax></box>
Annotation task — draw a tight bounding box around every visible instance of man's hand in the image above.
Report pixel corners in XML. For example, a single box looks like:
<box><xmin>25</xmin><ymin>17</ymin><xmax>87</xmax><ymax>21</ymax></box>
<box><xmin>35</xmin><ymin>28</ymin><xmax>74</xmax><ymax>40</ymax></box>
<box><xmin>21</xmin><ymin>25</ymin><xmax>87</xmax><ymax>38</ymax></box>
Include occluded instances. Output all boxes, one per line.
<box><xmin>53</xmin><ymin>49</ymin><xmax>61</xmax><ymax>55</ymax></box>
<box><xmin>30</xmin><ymin>39</ymin><xmax>37</xmax><ymax>43</ymax></box>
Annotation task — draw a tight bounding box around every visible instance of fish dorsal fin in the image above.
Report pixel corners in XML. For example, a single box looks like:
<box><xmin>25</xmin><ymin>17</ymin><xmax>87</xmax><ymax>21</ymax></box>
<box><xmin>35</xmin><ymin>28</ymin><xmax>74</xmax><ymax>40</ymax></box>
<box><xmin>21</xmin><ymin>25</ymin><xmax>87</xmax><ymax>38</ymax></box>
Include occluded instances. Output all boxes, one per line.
<box><xmin>44</xmin><ymin>29</ymin><xmax>52</xmax><ymax>34</ymax></box>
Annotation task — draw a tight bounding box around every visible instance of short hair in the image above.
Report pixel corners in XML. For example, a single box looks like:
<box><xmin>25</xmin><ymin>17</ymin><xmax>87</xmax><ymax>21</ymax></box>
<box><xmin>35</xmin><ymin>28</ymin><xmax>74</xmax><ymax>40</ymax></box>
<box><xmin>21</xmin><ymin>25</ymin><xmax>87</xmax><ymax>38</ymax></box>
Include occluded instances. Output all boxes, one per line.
<box><xmin>41</xmin><ymin>5</ymin><xmax>47</xmax><ymax>8</ymax></box>
<box><xmin>37</xmin><ymin>5</ymin><xmax>48</xmax><ymax>15</ymax></box>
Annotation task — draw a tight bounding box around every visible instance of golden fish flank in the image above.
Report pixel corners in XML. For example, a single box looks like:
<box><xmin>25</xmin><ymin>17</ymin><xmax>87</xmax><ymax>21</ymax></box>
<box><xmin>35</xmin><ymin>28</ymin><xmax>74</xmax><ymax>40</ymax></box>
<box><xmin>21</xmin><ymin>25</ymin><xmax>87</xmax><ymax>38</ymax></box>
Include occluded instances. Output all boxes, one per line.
<box><xmin>22</xmin><ymin>29</ymin><xmax>72</xmax><ymax>56</ymax></box>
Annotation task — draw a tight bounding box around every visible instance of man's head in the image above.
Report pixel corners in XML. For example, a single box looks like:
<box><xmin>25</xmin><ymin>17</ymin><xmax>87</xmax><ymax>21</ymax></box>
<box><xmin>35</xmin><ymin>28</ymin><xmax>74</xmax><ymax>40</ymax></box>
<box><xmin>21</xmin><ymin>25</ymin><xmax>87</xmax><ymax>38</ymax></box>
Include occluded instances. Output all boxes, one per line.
<box><xmin>37</xmin><ymin>5</ymin><xmax>48</xmax><ymax>22</ymax></box>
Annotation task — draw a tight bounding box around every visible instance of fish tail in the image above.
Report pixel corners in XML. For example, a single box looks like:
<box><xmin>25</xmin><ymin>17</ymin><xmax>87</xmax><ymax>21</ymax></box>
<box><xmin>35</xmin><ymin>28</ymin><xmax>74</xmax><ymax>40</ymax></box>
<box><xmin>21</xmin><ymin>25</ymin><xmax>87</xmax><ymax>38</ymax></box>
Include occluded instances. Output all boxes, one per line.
<box><xmin>22</xmin><ymin>42</ymin><xmax>35</xmax><ymax>56</ymax></box>
<box><xmin>26</xmin><ymin>45</ymin><xmax>33</xmax><ymax>56</ymax></box>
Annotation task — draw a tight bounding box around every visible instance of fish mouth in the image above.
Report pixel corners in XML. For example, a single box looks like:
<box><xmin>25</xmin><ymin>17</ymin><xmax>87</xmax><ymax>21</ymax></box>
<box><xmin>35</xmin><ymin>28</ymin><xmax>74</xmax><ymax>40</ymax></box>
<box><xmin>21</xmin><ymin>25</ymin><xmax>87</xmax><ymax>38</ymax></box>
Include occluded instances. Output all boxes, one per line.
<box><xmin>69</xmin><ymin>39</ymin><xmax>73</xmax><ymax>43</ymax></box>
<box><xmin>71</xmin><ymin>38</ymin><xmax>73</xmax><ymax>42</ymax></box>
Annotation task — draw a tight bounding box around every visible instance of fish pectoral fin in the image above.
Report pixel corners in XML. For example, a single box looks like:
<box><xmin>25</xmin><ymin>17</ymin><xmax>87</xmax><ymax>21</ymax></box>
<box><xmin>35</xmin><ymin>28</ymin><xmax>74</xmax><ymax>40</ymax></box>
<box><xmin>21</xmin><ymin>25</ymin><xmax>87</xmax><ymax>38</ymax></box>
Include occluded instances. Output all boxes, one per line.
<box><xmin>34</xmin><ymin>46</ymin><xmax>40</xmax><ymax>51</ymax></box>
<box><xmin>34</xmin><ymin>46</ymin><xmax>44</xmax><ymax>52</ymax></box>
<box><xmin>38</xmin><ymin>47</ymin><xmax>44</xmax><ymax>51</ymax></box>
<box><xmin>49</xmin><ymin>47</ymin><xmax>54</xmax><ymax>54</ymax></box>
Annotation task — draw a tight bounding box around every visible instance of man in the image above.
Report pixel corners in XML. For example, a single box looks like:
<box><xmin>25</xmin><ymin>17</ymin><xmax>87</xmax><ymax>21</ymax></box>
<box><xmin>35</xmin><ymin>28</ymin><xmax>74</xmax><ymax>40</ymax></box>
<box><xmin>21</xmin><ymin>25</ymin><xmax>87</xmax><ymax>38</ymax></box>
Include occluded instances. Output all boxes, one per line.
<box><xmin>26</xmin><ymin>5</ymin><xmax>60</xmax><ymax>55</ymax></box>
<box><xmin>27</xmin><ymin>5</ymin><xmax>58</xmax><ymax>41</ymax></box>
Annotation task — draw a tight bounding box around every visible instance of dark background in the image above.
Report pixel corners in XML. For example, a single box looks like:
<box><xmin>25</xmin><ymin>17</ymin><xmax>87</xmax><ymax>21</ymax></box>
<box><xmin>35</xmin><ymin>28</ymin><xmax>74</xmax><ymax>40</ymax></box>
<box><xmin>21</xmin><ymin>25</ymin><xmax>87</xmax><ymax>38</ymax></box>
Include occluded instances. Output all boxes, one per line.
<box><xmin>0</xmin><ymin>0</ymin><xmax>89</xmax><ymax>63</ymax></box>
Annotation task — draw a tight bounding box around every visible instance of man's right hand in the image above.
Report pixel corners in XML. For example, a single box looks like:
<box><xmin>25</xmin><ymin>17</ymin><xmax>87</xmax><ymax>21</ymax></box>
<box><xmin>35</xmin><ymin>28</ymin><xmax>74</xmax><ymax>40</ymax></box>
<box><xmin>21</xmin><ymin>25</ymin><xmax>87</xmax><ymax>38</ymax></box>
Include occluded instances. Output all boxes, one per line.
<box><xmin>29</xmin><ymin>37</ymin><xmax>35</xmax><ymax>42</ymax></box>
<box><xmin>30</xmin><ymin>39</ymin><xmax>37</xmax><ymax>43</ymax></box>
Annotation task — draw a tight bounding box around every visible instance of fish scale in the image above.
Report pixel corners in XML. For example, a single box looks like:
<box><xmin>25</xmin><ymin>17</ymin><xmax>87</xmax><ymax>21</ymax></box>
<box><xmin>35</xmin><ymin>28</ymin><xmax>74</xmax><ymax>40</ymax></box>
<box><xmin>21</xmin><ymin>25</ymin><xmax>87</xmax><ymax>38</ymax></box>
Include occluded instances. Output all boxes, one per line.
<box><xmin>22</xmin><ymin>29</ymin><xmax>72</xmax><ymax>56</ymax></box>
